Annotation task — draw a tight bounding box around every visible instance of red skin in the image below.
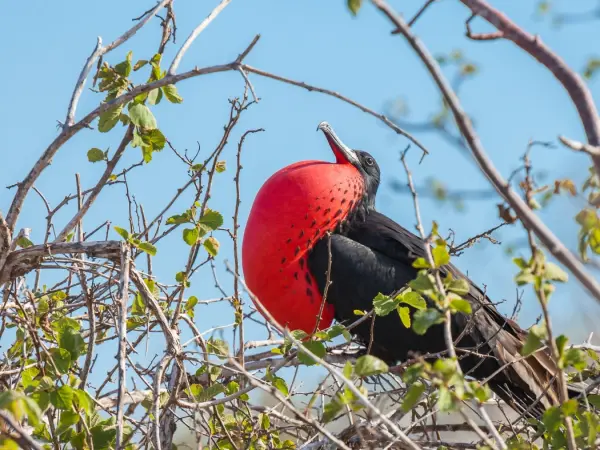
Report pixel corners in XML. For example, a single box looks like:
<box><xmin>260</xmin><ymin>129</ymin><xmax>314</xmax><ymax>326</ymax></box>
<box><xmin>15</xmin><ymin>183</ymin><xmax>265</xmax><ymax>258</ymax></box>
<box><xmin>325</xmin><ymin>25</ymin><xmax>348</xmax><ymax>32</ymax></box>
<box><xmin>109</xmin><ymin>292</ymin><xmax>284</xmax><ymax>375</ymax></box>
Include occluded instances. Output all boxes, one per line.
<box><xmin>243</xmin><ymin>159</ymin><xmax>365</xmax><ymax>333</ymax></box>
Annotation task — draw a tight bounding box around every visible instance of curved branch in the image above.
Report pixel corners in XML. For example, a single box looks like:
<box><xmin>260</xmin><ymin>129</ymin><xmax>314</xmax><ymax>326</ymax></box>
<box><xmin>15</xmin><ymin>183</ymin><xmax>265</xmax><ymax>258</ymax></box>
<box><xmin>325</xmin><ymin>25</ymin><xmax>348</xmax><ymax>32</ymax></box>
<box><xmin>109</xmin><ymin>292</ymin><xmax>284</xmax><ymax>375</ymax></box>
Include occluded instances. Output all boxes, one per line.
<box><xmin>370</xmin><ymin>0</ymin><xmax>600</xmax><ymax>305</ymax></box>
<box><xmin>459</xmin><ymin>0</ymin><xmax>600</xmax><ymax>169</ymax></box>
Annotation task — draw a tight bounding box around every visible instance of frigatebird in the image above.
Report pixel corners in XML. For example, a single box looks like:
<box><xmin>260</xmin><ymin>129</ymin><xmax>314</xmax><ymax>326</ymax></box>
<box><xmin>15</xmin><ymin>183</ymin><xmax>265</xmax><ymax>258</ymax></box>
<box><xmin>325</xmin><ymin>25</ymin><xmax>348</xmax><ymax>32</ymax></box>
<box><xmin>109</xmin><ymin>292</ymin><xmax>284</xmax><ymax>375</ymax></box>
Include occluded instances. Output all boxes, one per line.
<box><xmin>242</xmin><ymin>121</ymin><xmax>576</xmax><ymax>416</ymax></box>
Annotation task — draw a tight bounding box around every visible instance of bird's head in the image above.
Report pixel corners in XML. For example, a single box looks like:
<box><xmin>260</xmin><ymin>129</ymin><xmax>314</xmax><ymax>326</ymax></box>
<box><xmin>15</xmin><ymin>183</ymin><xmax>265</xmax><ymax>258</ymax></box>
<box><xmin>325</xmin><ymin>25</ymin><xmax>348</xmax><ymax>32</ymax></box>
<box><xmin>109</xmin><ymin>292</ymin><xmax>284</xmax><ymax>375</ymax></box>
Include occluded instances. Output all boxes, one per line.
<box><xmin>317</xmin><ymin>121</ymin><xmax>380</xmax><ymax>210</ymax></box>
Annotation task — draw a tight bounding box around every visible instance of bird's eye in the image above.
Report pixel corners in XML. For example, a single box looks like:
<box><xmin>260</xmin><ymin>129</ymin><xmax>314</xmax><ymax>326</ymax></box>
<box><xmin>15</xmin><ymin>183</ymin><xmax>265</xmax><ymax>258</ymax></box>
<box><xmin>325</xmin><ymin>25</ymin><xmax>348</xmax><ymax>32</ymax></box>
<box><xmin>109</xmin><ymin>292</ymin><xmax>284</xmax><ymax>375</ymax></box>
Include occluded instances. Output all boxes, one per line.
<box><xmin>365</xmin><ymin>157</ymin><xmax>374</xmax><ymax>166</ymax></box>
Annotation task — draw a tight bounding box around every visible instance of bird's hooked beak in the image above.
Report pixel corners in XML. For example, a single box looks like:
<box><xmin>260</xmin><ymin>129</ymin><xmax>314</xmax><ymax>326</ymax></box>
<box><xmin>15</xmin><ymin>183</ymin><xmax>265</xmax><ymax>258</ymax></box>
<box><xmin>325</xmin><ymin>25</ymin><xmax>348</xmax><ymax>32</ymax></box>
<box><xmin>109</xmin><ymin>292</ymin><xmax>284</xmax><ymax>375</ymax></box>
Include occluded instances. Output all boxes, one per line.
<box><xmin>317</xmin><ymin>121</ymin><xmax>360</xmax><ymax>166</ymax></box>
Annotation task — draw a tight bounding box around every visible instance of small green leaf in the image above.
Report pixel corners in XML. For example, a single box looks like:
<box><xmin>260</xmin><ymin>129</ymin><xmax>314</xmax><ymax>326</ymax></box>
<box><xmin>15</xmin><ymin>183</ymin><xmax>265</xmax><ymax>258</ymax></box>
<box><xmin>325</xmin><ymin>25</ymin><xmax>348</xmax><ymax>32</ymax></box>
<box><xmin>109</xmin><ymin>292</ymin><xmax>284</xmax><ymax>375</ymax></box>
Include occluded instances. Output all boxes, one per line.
<box><xmin>199</xmin><ymin>209</ymin><xmax>224</xmax><ymax>230</ymax></box>
<box><xmin>137</xmin><ymin>241</ymin><xmax>157</xmax><ymax>256</ymax></box>
<box><xmin>544</xmin><ymin>262</ymin><xmax>568</xmax><ymax>282</ymax></box>
<box><xmin>215</xmin><ymin>161</ymin><xmax>226</xmax><ymax>173</ymax></box>
<box><xmin>204</xmin><ymin>236</ymin><xmax>219</xmax><ymax>257</ymax></box>
<box><xmin>521</xmin><ymin>324</ymin><xmax>547</xmax><ymax>356</ymax></box>
<box><xmin>298</xmin><ymin>341</ymin><xmax>326</xmax><ymax>366</ymax></box>
<box><xmin>74</xmin><ymin>389</ymin><xmax>93</xmax><ymax>417</ymax></box>
<box><xmin>147</xmin><ymin>88</ymin><xmax>163</xmax><ymax>106</ymax></box>
<box><xmin>412</xmin><ymin>257</ymin><xmax>430</xmax><ymax>269</ymax></box>
<box><xmin>133</xmin><ymin>59</ymin><xmax>148</xmax><ymax>71</ymax></box>
<box><xmin>59</xmin><ymin>327</ymin><xmax>85</xmax><ymax>361</ymax></box>
<box><xmin>409</xmin><ymin>272</ymin><xmax>435</xmax><ymax>295</ymax></box>
<box><xmin>588</xmin><ymin>394</ymin><xmax>600</xmax><ymax>408</ymax></box>
<box><xmin>402</xmin><ymin>382</ymin><xmax>425</xmax><ymax>412</ymax></box>
<box><xmin>322</xmin><ymin>398</ymin><xmax>344</xmax><ymax>423</ymax></box>
<box><xmin>355</xmin><ymin>355</ymin><xmax>389</xmax><ymax>377</ymax></box>
<box><xmin>353</xmin><ymin>309</ymin><xmax>365</xmax><ymax>316</ymax></box>
<box><xmin>50</xmin><ymin>385</ymin><xmax>75</xmax><ymax>410</ymax></box>
<box><xmin>57</xmin><ymin>410</ymin><xmax>80</xmax><ymax>435</ymax></box>
<box><xmin>347</xmin><ymin>0</ymin><xmax>362</xmax><ymax>16</ymax></box>
<box><xmin>562</xmin><ymin>348</ymin><xmax>587</xmax><ymax>371</ymax></box>
<box><xmin>398</xmin><ymin>306</ymin><xmax>411</xmax><ymax>328</ymax></box>
<box><xmin>87</xmin><ymin>148</ymin><xmax>105</xmax><ymax>163</ymax></box>
<box><xmin>162</xmin><ymin>84</ymin><xmax>183</xmax><ymax>103</ymax></box>
<box><xmin>398</xmin><ymin>291</ymin><xmax>427</xmax><ymax>310</ymax></box>
<box><xmin>198</xmin><ymin>383</ymin><xmax>225</xmax><ymax>402</ymax></box>
<box><xmin>447</xmin><ymin>278</ymin><xmax>470</xmax><ymax>295</ymax></box>
<box><xmin>128</xmin><ymin>103</ymin><xmax>157</xmax><ymax>130</ymax></box>
<box><xmin>49</xmin><ymin>348</ymin><xmax>72</xmax><ymax>374</ymax></box>
<box><xmin>207</xmin><ymin>338</ymin><xmax>229</xmax><ymax>359</ymax></box>
<box><xmin>113</xmin><ymin>226</ymin><xmax>130</xmax><ymax>240</ymax></box>
<box><xmin>436</xmin><ymin>386</ymin><xmax>456</xmax><ymax>412</ymax></box>
<box><xmin>373</xmin><ymin>293</ymin><xmax>398</xmax><ymax>316</ymax></box>
<box><xmin>272</xmin><ymin>377</ymin><xmax>289</xmax><ymax>397</ymax></box>
<box><xmin>432</xmin><ymin>245</ymin><xmax>450</xmax><ymax>267</ymax></box>
<box><xmin>183</xmin><ymin>228</ymin><xmax>199</xmax><ymax>246</ymax></box>
<box><xmin>185</xmin><ymin>296</ymin><xmax>198</xmax><ymax>319</ymax></box>
<box><xmin>98</xmin><ymin>105</ymin><xmax>123</xmax><ymax>133</ymax></box>
<box><xmin>166</xmin><ymin>213</ymin><xmax>192</xmax><ymax>225</ymax></box>
<box><xmin>450</xmin><ymin>298</ymin><xmax>472</xmax><ymax>315</ymax></box>
<box><xmin>412</xmin><ymin>308</ymin><xmax>445</xmax><ymax>335</ymax></box>
<box><xmin>542</xmin><ymin>406</ymin><xmax>562</xmax><ymax>433</ymax></box>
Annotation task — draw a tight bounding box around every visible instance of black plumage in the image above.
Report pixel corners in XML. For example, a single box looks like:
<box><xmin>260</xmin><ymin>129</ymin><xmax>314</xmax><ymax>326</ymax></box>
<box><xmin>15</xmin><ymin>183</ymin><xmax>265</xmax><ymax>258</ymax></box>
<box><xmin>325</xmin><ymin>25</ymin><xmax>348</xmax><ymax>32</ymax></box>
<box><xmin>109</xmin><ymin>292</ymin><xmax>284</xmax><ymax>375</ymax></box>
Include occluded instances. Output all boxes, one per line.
<box><xmin>307</xmin><ymin>147</ymin><xmax>577</xmax><ymax>417</ymax></box>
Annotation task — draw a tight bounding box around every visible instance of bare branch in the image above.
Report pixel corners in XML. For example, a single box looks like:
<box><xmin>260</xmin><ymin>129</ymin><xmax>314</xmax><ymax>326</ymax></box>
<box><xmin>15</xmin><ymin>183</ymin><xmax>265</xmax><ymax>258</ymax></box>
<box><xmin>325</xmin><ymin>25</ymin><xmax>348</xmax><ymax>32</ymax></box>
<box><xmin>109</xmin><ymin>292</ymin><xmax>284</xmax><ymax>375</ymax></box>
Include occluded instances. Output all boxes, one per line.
<box><xmin>370</xmin><ymin>0</ymin><xmax>600</xmax><ymax>305</ymax></box>
<box><xmin>459</xmin><ymin>0</ymin><xmax>600</xmax><ymax>172</ymax></box>
<box><xmin>116</xmin><ymin>244</ymin><xmax>131</xmax><ymax>450</ymax></box>
<box><xmin>559</xmin><ymin>135</ymin><xmax>600</xmax><ymax>157</ymax></box>
<box><xmin>168</xmin><ymin>0</ymin><xmax>232</xmax><ymax>75</ymax></box>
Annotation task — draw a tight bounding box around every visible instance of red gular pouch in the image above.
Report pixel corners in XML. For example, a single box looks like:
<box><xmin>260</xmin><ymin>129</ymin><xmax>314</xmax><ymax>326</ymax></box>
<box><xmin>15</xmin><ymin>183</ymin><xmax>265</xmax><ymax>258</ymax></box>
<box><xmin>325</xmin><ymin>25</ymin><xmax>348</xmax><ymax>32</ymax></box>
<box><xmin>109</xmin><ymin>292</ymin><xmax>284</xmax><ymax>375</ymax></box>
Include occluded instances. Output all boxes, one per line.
<box><xmin>242</xmin><ymin>159</ymin><xmax>365</xmax><ymax>333</ymax></box>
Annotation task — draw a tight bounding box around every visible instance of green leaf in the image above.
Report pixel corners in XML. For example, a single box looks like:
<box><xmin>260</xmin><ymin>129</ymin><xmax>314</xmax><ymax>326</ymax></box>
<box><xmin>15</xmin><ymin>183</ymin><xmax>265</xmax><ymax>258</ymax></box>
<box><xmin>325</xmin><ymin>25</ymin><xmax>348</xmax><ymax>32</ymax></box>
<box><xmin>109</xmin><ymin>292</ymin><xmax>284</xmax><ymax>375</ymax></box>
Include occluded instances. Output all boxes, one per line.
<box><xmin>138</xmin><ymin>241</ymin><xmax>157</xmax><ymax>256</ymax></box>
<box><xmin>402</xmin><ymin>382</ymin><xmax>425</xmax><ymax>412</ymax></box>
<box><xmin>298</xmin><ymin>341</ymin><xmax>326</xmax><ymax>366</ymax></box>
<box><xmin>437</xmin><ymin>386</ymin><xmax>456</xmax><ymax>412</ymax></box>
<box><xmin>207</xmin><ymin>338</ymin><xmax>229</xmax><ymax>359</ymax></box>
<box><xmin>544</xmin><ymin>262</ymin><xmax>568</xmax><ymax>282</ymax></box>
<box><xmin>59</xmin><ymin>327</ymin><xmax>85</xmax><ymax>361</ymax></box>
<box><xmin>98</xmin><ymin>105</ymin><xmax>123</xmax><ymax>133</ymax></box>
<box><xmin>347</xmin><ymin>0</ymin><xmax>362</xmax><ymax>16</ymax></box>
<box><xmin>398</xmin><ymin>306</ymin><xmax>411</xmax><ymax>328</ymax></box>
<box><xmin>412</xmin><ymin>308</ymin><xmax>445</xmax><ymax>335</ymax></box>
<box><xmin>521</xmin><ymin>324</ymin><xmax>547</xmax><ymax>356</ymax></box>
<box><xmin>412</xmin><ymin>257</ymin><xmax>430</xmax><ymax>269</ymax></box>
<box><xmin>409</xmin><ymin>272</ymin><xmax>435</xmax><ymax>295</ymax></box>
<box><xmin>215</xmin><ymin>161</ymin><xmax>226</xmax><ymax>173</ymax></box>
<box><xmin>147</xmin><ymin>88</ymin><xmax>163</xmax><ymax>106</ymax></box>
<box><xmin>542</xmin><ymin>406</ymin><xmax>562</xmax><ymax>433</ymax></box>
<box><xmin>50</xmin><ymin>385</ymin><xmax>75</xmax><ymax>410</ymax></box>
<box><xmin>199</xmin><ymin>209</ymin><xmax>224</xmax><ymax>230</ymax></box>
<box><xmin>272</xmin><ymin>377</ymin><xmax>289</xmax><ymax>397</ymax></box>
<box><xmin>198</xmin><ymin>384</ymin><xmax>225</xmax><ymax>402</ymax></box>
<box><xmin>450</xmin><ymin>298</ymin><xmax>472</xmax><ymax>315</ymax></box>
<box><xmin>562</xmin><ymin>348</ymin><xmax>587</xmax><ymax>371</ymax></box>
<box><xmin>183</xmin><ymin>228</ymin><xmax>199</xmax><ymax>246</ymax></box>
<box><xmin>398</xmin><ymin>291</ymin><xmax>427</xmax><ymax>310</ymax></box>
<box><xmin>141</xmin><ymin>128</ymin><xmax>166</xmax><ymax>150</ymax></box>
<box><xmin>588</xmin><ymin>394</ymin><xmax>600</xmax><ymax>409</ymax></box>
<box><xmin>432</xmin><ymin>245</ymin><xmax>450</xmax><ymax>267</ymax></box>
<box><xmin>49</xmin><ymin>348</ymin><xmax>72</xmax><ymax>374</ymax></box>
<box><xmin>162</xmin><ymin>84</ymin><xmax>183</xmax><ymax>103</ymax></box>
<box><xmin>133</xmin><ymin>59</ymin><xmax>148</xmax><ymax>71</ymax></box>
<box><xmin>204</xmin><ymin>236</ymin><xmax>220</xmax><ymax>257</ymax></box>
<box><xmin>90</xmin><ymin>424</ymin><xmax>117</xmax><ymax>450</ymax></box>
<box><xmin>447</xmin><ymin>278</ymin><xmax>470</xmax><ymax>295</ymax></box>
<box><xmin>353</xmin><ymin>309</ymin><xmax>366</xmax><ymax>316</ymax></box>
<box><xmin>373</xmin><ymin>293</ymin><xmax>398</xmax><ymax>316</ymax></box>
<box><xmin>354</xmin><ymin>355</ymin><xmax>389</xmax><ymax>377</ymax></box>
<box><xmin>166</xmin><ymin>212</ymin><xmax>192</xmax><ymax>225</ymax></box>
<box><xmin>185</xmin><ymin>296</ymin><xmax>198</xmax><ymax>319</ymax></box>
<box><xmin>74</xmin><ymin>389</ymin><xmax>93</xmax><ymax>417</ymax></box>
<box><xmin>128</xmin><ymin>103</ymin><xmax>157</xmax><ymax>130</ymax></box>
<box><xmin>323</xmin><ymin>398</ymin><xmax>344</xmax><ymax>423</ymax></box>
<box><xmin>113</xmin><ymin>226</ymin><xmax>130</xmax><ymax>240</ymax></box>
<box><xmin>114</xmin><ymin>51</ymin><xmax>132</xmax><ymax>77</ymax></box>
<box><xmin>87</xmin><ymin>148</ymin><xmax>105</xmax><ymax>163</ymax></box>
<box><xmin>57</xmin><ymin>410</ymin><xmax>80</xmax><ymax>435</ymax></box>
<box><xmin>515</xmin><ymin>270</ymin><xmax>535</xmax><ymax>286</ymax></box>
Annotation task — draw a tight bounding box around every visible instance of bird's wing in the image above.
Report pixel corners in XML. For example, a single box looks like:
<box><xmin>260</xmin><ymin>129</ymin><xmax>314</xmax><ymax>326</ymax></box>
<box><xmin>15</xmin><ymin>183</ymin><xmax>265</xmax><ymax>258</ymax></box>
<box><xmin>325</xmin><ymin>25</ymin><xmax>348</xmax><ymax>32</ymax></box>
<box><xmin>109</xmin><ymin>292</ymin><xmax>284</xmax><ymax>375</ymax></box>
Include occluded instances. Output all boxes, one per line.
<box><xmin>343</xmin><ymin>210</ymin><xmax>563</xmax><ymax>415</ymax></box>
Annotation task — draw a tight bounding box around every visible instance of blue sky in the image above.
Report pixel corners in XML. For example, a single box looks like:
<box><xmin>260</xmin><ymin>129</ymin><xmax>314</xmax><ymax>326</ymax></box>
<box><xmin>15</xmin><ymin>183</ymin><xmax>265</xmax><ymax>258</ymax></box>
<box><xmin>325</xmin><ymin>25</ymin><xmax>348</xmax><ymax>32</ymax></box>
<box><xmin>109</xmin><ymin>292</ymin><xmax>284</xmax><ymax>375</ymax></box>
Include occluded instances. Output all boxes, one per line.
<box><xmin>2</xmin><ymin>0</ymin><xmax>600</xmax><ymax>384</ymax></box>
